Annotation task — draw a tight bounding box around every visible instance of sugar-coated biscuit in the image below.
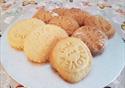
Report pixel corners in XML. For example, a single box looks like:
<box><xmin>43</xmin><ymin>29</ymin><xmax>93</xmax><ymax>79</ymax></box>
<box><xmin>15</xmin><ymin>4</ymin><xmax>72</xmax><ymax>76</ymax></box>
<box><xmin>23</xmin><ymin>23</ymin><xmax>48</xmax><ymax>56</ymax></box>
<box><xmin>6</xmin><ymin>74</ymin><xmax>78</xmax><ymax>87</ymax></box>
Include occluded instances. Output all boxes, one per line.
<box><xmin>8</xmin><ymin>18</ymin><xmax>45</xmax><ymax>50</ymax></box>
<box><xmin>50</xmin><ymin>37</ymin><xmax>92</xmax><ymax>83</ymax></box>
<box><xmin>24</xmin><ymin>24</ymin><xmax>68</xmax><ymax>63</ymax></box>
<box><xmin>72</xmin><ymin>26</ymin><xmax>107</xmax><ymax>56</ymax></box>
<box><xmin>84</xmin><ymin>15</ymin><xmax>115</xmax><ymax>39</ymax></box>
<box><xmin>49</xmin><ymin>16</ymin><xmax>79</xmax><ymax>35</ymax></box>
<box><xmin>33</xmin><ymin>9</ymin><xmax>53</xmax><ymax>23</ymax></box>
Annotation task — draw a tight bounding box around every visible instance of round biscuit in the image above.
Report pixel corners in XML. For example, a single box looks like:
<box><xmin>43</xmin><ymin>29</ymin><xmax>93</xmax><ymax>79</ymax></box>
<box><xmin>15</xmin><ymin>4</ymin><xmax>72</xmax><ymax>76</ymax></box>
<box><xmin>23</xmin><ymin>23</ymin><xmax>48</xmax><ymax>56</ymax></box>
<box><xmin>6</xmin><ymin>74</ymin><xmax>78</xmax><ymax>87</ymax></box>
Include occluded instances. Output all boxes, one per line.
<box><xmin>50</xmin><ymin>37</ymin><xmax>92</xmax><ymax>83</ymax></box>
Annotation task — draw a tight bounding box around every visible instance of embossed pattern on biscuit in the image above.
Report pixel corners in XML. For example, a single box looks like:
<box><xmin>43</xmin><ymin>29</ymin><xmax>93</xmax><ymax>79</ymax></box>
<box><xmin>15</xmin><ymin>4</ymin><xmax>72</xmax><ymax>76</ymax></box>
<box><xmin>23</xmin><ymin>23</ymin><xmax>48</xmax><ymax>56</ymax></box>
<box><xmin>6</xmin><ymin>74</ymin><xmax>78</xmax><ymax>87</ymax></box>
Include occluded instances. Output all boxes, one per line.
<box><xmin>50</xmin><ymin>37</ymin><xmax>92</xmax><ymax>83</ymax></box>
<box><xmin>72</xmin><ymin>26</ymin><xmax>107</xmax><ymax>56</ymax></box>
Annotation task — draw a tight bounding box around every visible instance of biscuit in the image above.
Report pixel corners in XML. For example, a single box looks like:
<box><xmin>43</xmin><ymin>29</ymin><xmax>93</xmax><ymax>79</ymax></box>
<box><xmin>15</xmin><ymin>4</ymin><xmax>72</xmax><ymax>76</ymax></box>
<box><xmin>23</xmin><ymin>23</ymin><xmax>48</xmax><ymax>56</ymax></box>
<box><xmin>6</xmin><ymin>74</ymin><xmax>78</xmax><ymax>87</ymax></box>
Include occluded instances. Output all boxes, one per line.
<box><xmin>63</xmin><ymin>8</ymin><xmax>91</xmax><ymax>26</ymax></box>
<box><xmin>53</xmin><ymin>8</ymin><xmax>91</xmax><ymax>26</ymax></box>
<box><xmin>8</xmin><ymin>18</ymin><xmax>45</xmax><ymax>50</ymax></box>
<box><xmin>24</xmin><ymin>24</ymin><xmax>68</xmax><ymax>63</ymax></box>
<box><xmin>72</xmin><ymin>26</ymin><xmax>107</xmax><ymax>56</ymax></box>
<box><xmin>33</xmin><ymin>9</ymin><xmax>53</xmax><ymax>23</ymax></box>
<box><xmin>84</xmin><ymin>15</ymin><xmax>115</xmax><ymax>39</ymax></box>
<box><xmin>49</xmin><ymin>16</ymin><xmax>79</xmax><ymax>35</ymax></box>
<box><xmin>52</xmin><ymin>8</ymin><xmax>69</xmax><ymax>16</ymax></box>
<box><xmin>50</xmin><ymin>37</ymin><xmax>92</xmax><ymax>83</ymax></box>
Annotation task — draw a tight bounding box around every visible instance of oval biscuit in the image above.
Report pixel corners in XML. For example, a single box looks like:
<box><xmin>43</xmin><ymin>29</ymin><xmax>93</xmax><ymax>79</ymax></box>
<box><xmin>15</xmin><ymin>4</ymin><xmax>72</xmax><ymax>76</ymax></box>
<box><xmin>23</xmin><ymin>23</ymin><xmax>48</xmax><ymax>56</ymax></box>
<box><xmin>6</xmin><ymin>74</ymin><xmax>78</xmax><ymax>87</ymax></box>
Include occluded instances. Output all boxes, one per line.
<box><xmin>24</xmin><ymin>24</ymin><xmax>68</xmax><ymax>63</ymax></box>
<box><xmin>8</xmin><ymin>18</ymin><xmax>45</xmax><ymax>50</ymax></box>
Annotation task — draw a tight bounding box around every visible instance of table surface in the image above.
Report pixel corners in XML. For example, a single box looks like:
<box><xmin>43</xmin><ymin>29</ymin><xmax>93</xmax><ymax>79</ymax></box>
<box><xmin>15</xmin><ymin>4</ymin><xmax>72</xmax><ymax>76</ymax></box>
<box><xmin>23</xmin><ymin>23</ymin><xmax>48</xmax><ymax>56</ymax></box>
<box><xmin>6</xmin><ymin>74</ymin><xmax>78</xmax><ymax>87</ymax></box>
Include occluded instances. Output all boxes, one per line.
<box><xmin>0</xmin><ymin>0</ymin><xmax>125</xmax><ymax>88</ymax></box>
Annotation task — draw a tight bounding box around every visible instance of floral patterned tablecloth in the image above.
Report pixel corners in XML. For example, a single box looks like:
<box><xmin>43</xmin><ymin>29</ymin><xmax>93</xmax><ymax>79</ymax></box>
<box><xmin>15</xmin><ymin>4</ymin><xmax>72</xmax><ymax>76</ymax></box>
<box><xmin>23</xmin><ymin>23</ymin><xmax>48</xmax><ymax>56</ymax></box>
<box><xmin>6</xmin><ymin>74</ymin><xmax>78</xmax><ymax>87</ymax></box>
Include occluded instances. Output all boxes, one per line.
<box><xmin>0</xmin><ymin>0</ymin><xmax>125</xmax><ymax>88</ymax></box>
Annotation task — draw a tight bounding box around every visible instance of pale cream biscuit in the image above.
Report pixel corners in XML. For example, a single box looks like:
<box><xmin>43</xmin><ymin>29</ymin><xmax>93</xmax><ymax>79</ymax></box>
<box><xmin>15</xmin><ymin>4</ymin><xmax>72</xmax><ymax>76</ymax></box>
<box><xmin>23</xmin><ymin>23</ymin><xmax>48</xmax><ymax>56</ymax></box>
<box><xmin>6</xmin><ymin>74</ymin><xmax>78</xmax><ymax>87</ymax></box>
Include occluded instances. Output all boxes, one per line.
<box><xmin>49</xmin><ymin>16</ymin><xmax>79</xmax><ymax>35</ymax></box>
<box><xmin>50</xmin><ymin>37</ymin><xmax>92</xmax><ymax>83</ymax></box>
<box><xmin>24</xmin><ymin>24</ymin><xmax>68</xmax><ymax>63</ymax></box>
<box><xmin>72</xmin><ymin>26</ymin><xmax>107</xmax><ymax>56</ymax></box>
<box><xmin>8</xmin><ymin>18</ymin><xmax>45</xmax><ymax>50</ymax></box>
<box><xmin>84</xmin><ymin>15</ymin><xmax>115</xmax><ymax>39</ymax></box>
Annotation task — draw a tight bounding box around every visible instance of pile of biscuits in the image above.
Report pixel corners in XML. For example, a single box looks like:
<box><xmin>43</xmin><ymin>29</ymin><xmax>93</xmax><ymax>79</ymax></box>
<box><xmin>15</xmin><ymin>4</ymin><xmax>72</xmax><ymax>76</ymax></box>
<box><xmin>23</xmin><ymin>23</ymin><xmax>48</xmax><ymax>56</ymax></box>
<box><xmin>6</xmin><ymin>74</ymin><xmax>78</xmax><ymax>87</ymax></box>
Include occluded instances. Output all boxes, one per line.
<box><xmin>8</xmin><ymin>8</ymin><xmax>115</xmax><ymax>83</ymax></box>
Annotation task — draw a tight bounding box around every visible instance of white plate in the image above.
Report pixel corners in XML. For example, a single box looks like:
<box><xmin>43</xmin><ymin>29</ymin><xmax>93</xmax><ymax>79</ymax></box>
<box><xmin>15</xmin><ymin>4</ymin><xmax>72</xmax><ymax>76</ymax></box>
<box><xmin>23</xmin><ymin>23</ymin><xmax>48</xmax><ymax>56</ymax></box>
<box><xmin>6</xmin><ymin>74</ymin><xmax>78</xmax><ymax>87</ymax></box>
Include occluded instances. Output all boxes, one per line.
<box><xmin>1</xmin><ymin>15</ymin><xmax>125</xmax><ymax>88</ymax></box>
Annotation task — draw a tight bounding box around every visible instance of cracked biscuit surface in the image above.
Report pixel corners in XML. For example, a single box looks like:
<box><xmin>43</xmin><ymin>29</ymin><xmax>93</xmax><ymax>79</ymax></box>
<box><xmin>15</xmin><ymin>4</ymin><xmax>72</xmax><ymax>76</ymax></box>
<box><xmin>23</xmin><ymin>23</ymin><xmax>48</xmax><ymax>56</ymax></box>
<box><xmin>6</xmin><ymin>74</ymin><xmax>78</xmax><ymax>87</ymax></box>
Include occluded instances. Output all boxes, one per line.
<box><xmin>50</xmin><ymin>37</ymin><xmax>92</xmax><ymax>83</ymax></box>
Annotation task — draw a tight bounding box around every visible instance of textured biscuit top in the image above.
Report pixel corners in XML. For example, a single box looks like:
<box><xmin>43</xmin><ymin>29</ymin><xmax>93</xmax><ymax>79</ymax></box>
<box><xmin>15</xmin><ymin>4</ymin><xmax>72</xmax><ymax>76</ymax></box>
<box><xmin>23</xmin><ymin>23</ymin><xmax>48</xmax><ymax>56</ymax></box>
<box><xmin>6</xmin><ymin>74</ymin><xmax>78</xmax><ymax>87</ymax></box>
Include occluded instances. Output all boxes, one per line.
<box><xmin>53</xmin><ymin>8</ymin><xmax>91</xmax><ymax>26</ymax></box>
<box><xmin>63</xmin><ymin>8</ymin><xmax>91</xmax><ymax>26</ymax></box>
<box><xmin>84</xmin><ymin>15</ymin><xmax>115</xmax><ymax>39</ymax></box>
<box><xmin>49</xmin><ymin>16</ymin><xmax>79</xmax><ymax>35</ymax></box>
<box><xmin>33</xmin><ymin>9</ymin><xmax>53</xmax><ymax>23</ymax></box>
<box><xmin>52</xmin><ymin>8</ymin><xmax>70</xmax><ymax>16</ymax></box>
<box><xmin>50</xmin><ymin>37</ymin><xmax>92</xmax><ymax>83</ymax></box>
<box><xmin>51</xmin><ymin>37</ymin><xmax>92</xmax><ymax>72</ymax></box>
<box><xmin>72</xmin><ymin>26</ymin><xmax>107</xmax><ymax>56</ymax></box>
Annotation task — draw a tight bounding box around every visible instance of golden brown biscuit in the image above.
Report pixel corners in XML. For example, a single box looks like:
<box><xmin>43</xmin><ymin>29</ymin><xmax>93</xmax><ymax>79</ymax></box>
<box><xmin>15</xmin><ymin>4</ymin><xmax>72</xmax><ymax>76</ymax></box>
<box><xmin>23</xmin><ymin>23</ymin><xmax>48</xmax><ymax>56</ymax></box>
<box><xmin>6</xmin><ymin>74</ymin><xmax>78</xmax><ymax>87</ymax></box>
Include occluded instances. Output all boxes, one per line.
<box><xmin>24</xmin><ymin>24</ymin><xmax>68</xmax><ymax>63</ymax></box>
<box><xmin>53</xmin><ymin>8</ymin><xmax>91</xmax><ymax>26</ymax></box>
<box><xmin>84</xmin><ymin>15</ymin><xmax>115</xmax><ymax>39</ymax></box>
<box><xmin>50</xmin><ymin>37</ymin><xmax>92</xmax><ymax>83</ymax></box>
<box><xmin>33</xmin><ymin>9</ymin><xmax>53</xmax><ymax>23</ymax></box>
<box><xmin>52</xmin><ymin>8</ymin><xmax>69</xmax><ymax>16</ymax></box>
<box><xmin>72</xmin><ymin>26</ymin><xmax>107</xmax><ymax>56</ymax></box>
<box><xmin>8</xmin><ymin>18</ymin><xmax>45</xmax><ymax>50</ymax></box>
<box><xmin>49</xmin><ymin>16</ymin><xmax>79</xmax><ymax>35</ymax></box>
<box><xmin>63</xmin><ymin>8</ymin><xmax>91</xmax><ymax>26</ymax></box>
